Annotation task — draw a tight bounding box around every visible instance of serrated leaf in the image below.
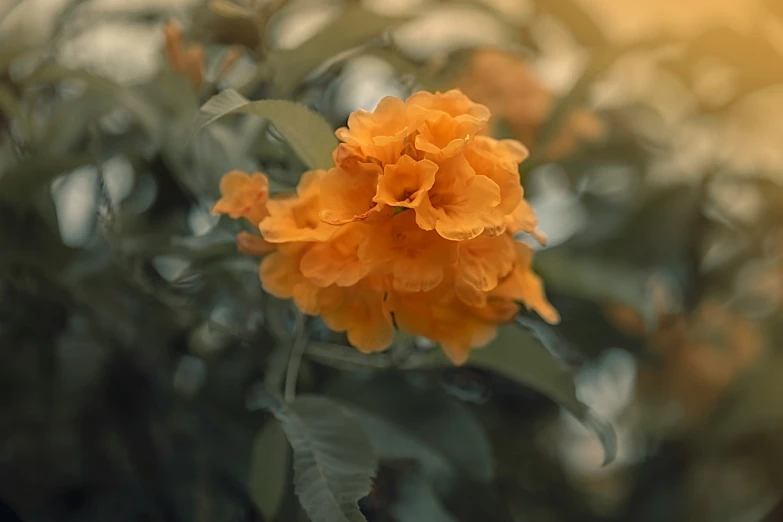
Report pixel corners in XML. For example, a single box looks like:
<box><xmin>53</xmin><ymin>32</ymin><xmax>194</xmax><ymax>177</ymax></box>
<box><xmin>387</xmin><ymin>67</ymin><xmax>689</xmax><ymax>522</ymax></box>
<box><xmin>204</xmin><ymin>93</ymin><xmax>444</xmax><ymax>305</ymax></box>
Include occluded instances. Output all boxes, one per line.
<box><xmin>327</xmin><ymin>374</ymin><xmax>494</xmax><ymax>484</ymax></box>
<box><xmin>275</xmin><ymin>395</ymin><xmax>377</xmax><ymax>522</ymax></box>
<box><xmin>266</xmin><ymin>6</ymin><xmax>405</xmax><ymax>95</ymax></box>
<box><xmin>195</xmin><ymin>89</ymin><xmax>337</xmax><ymax>170</ymax></box>
<box><xmin>248</xmin><ymin>420</ymin><xmax>289</xmax><ymax>520</ymax></box>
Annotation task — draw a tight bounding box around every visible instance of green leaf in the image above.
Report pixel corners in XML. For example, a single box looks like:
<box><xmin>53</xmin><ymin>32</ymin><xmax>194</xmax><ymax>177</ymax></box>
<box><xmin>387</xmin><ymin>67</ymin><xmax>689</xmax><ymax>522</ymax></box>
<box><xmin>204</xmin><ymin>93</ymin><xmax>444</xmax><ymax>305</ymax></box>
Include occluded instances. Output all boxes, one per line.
<box><xmin>327</xmin><ymin>374</ymin><xmax>494</xmax><ymax>484</ymax></box>
<box><xmin>417</xmin><ymin>324</ymin><xmax>616</xmax><ymax>465</ymax></box>
<box><xmin>248</xmin><ymin>420</ymin><xmax>289</xmax><ymax>520</ymax></box>
<box><xmin>474</xmin><ymin>325</ymin><xmax>616</xmax><ymax>465</ymax></box>
<box><xmin>275</xmin><ymin>395</ymin><xmax>377</xmax><ymax>522</ymax></box>
<box><xmin>266</xmin><ymin>6</ymin><xmax>405</xmax><ymax>95</ymax></box>
<box><xmin>195</xmin><ymin>89</ymin><xmax>338</xmax><ymax>170</ymax></box>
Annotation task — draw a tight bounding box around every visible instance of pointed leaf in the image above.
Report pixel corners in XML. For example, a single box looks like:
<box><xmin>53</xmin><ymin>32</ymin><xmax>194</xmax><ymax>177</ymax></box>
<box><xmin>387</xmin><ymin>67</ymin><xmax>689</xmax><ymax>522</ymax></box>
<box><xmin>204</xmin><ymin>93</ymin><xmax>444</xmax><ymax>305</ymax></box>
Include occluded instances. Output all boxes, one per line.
<box><xmin>275</xmin><ymin>395</ymin><xmax>377</xmax><ymax>522</ymax></box>
<box><xmin>196</xmin><ymin>89</ymin><xmax>337</xmax><ymax>170</ymax></box>
<box><xmin>417</xmin><ymin>324</ymin><xmax>616</xmax><ymax>465</ymax></box>
<box><xmin>467</xmin><ymin>324</ymin><xmax>617</xmax><ymax>465</ymax></box>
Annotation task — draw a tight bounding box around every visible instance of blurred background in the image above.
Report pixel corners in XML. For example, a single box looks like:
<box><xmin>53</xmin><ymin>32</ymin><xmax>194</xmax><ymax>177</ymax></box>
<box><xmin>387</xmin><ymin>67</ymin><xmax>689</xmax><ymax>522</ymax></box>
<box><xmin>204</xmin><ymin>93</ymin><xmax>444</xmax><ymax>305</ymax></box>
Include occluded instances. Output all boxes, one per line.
<box><xmin>2</xmin><ymin>0</ymin><xmax>783</xmax><ymax>521</ymax></box>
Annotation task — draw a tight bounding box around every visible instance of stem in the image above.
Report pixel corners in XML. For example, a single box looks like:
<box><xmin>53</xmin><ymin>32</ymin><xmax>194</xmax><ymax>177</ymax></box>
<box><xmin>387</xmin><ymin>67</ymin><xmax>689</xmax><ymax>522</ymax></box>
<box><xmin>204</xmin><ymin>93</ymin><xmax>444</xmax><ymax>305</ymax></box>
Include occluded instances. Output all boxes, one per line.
<box><xmin>283</xmin><ymin>310</ymin><xmax>308</xmax><ymax>402</ymax></box>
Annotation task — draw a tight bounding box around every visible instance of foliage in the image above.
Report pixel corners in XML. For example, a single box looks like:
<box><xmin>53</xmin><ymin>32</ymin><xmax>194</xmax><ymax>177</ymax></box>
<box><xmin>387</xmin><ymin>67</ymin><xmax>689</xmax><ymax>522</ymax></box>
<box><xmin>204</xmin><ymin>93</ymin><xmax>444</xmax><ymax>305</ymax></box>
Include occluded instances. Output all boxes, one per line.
<box><xmin>2</xmin><ymin>1</ymin><xmax>783</xmax><ymax>522</ymax></box>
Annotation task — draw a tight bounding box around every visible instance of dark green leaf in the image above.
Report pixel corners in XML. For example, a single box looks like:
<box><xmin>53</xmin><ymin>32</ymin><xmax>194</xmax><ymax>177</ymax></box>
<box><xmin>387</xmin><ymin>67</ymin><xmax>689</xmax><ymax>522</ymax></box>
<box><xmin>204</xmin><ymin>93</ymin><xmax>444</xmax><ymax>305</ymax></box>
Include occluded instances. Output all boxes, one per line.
<box><xmin>195</xmin><ymin>89</ymin><xmax>337</xmax><ymax>170</ymax></box>
<box><xmin>420</xmin><ymin>324</ymin><xmax>616</xmax><ymax>465</ymax></box>
<box><xmin>275</xmin><ymin>395</ymin><xmax>377</xmax><ymax>522</ymax></box>
<box><xmin>248</xmin><ymin>420</ymin><xmax>289</xmax><ymax>520</ymax></box>
<box><xmin>327</xmin><ymin>374</ymin><xmax>494</xmax><ymax>484</ymax></box>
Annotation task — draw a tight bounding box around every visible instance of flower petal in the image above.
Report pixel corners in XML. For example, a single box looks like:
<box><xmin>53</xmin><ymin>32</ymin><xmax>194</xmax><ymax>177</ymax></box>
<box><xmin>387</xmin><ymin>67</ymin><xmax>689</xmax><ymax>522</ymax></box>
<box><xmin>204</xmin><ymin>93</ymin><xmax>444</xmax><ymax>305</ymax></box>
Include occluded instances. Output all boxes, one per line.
<box><xmin>319</xmin><ymin>280</ymin><xmax>395</xmax><ymax>353</ymax></box>
<box><xmin>358</xmin><ymin>210</ymin><xmax>457</xmax><ymax>292</ymax></box>
<box><xmin>457</xmin><ymin>234</ymin><xmax>515</xmax><ymax>291</ymax></box>
<box><xmin>300</xmin><ymin>223</ymin><xmax>369</xmax><ymax>287</ymax></box>
<box><xmin>212</xmin><ymin>171</ymin><xmax>270</xmax><ymax>225</ymax></box>
<box><xmin>320</xmin><ymin>163</ymin><xmax>383</xmax><ymax>225</ymax></box>
<box><xmin>237</xmin><ymin>231</ymin><xmax>275</xmax><ymax>257</ymax></box>
<box><xmin>259</xmin><ymin>171</ymin><xmax>337</xmax><ymax>243</ymax></box>
<box><xmin>374</xmin><ymin>156</ymin><xmax>438</xmax><ymax>209</ymax></box>
<box><xmin>492</xmin><ymin>243</ymin><xmax>559</xmax><ymax>324</ymax></box>
<box><xmin>433</xmin><ymin>173</ymin><xmax>502</xmax><ymax>241</ymax></box>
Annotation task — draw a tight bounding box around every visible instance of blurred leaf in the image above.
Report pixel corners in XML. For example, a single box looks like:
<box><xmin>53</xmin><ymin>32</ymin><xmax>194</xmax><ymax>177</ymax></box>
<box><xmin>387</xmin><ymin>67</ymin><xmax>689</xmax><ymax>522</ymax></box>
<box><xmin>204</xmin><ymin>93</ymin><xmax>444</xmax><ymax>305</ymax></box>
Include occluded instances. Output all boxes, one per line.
<box><xmin>193</xmin><ymin>0</ymin><xmax>265</xmax><ymax>49</ymax></box>
<box><xmin>248</xmin><ymin>420</ymin><xmax>289</xmax><ymax>520</ymax></box>
<box><xmin>535</xmin><ymin>248</ymin><xmax>659</xmax><ymax>332</ymax></box>
<box><xmin>196</xmin><ymin>89</ymin><xmax>337</xmax><ymax>170</ymax></box>
<box><xmin>0</xmin><ymin>154</ymin><xmax>97</xmax><ymax>206</ymax></box>
<box><xmin>23</xmin><ymin>65</ymin><xmax>161</xmax><ymax>140</ymax></box>
<box><xmin>274</xmin><ymin>395</ymin><xmax>377</xmax><ymax>522</ymax></box>
<box><xmin>703</xmin><ymin>354</ymin><xmax>783</xmax><ymax>447</ymax></box>
<box><xmin>327</xmin><ymin>374</ymin><xmax>494</xmax><ymax>484</ymax></box>
<box><xmin>391</xmin><ymin>472</ymin><xmax>456</xmax><ymax>522</ymax></box>
<box><xmin>421</xmin><ymin>324</ymin><xmax>616</xmax><ymax>465</ymax></box>
<box><xmin>266</xmin><ymin>5</ymin><xmax>405</xmax><ymax>95</ymax></box>
<box><xmin>0</xmin><ymin>83</ymin><xmax>31</xmax><ymax>137</ymax></box>
<box><xmin>532</xmin><ymin>0</ymin><xmax>604</xmax><ymax>46</ymax></box>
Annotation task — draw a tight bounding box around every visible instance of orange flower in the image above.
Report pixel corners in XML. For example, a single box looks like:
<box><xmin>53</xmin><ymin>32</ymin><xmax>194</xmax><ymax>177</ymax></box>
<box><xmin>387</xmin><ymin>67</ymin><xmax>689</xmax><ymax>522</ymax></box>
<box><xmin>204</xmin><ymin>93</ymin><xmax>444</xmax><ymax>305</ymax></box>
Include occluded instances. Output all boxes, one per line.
<box><xmin>492</xmin><ymin>242</ymin><xmax>560</xmax><ymax>324</ymax></box>
<box><xmin>163</xmin><ymin>20</ymin><xmax>204</xmax><ymax>88</ymax></box>
<box><xmin>212</xmin><ymin>170</ymin><xmax>270</xmax><ymax>226</ymax></box>
<box><xmin>236</xmin><ymin>231</ymin><xmax>275</xmax><ymax>257</ymax></box>
<box><xmin>505</xmin><ymin>199</ymin><xmax>547</xmax><ymax>244</ymax></box>
<box><xmin>374</xmin><ymin>155</ymin><xmax>438</xmax><ymax>209</ymax></box>
<box><xmin>299</xmin><ymin>222</ymin><xmax>369</xmax><ymax>287</ymax></box>
<box><xmin>415</xmin><ymin>154</ymin><xmax>504</xmax><ymax>241</ymax></box>
<box><xmin>318</xmin><ymin>277</ymin><xmax>395</xmax><ymax>353</ymax></box>
<box><xmin>358</xmin><ymin>210</ymin><xmax>458</xmax><ymax>292</ymax></box>
<box><xmin>319</xmin><ymin>161</ymin><xmax>385</xmax><ymax>225</ymax></box>
<box><xmin>259</xmin><ymin>249</ymin><xmax>321</xmax><ymax>315</ymax></box>
<box><xmin>456</xmin><ymin>233</ymin><xmax>516</xmax><ymax>292</ymax></box>
<box><xmin>334</xmin><ymin>96</ymin><xmax>418</xmax><ymax>165</ymax></box>
<box><xmin>407</xmin><ymin>90</ymin><xmax>491</xmax><ymax>162</ymax></box>
<box><xmin>464</xmin><ymin>136</ymin><xmax>527</xmax><ymax>215</ymax></box>
<box><xmin>217</xmin><ymin>89</ymin><xmax>559</xmax><ymax>364</ymax></box>
<box><xmin>388</xmin><ymin>285</ymin><xmax>500</xmax><ymax>365</ymax></box>
<box><xmin>259</xmin><ymin>170</ymin><xmax>336</xmax><ymax>243</ymax></box>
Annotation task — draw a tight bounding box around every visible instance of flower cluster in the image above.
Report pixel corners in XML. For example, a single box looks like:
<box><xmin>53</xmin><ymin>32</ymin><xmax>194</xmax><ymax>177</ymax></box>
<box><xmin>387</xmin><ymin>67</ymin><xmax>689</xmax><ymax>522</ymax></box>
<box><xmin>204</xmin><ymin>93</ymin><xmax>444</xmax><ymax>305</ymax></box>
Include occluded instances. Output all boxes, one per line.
<box><xmin>213</xmin><ymin>90</ymin><xmax>558</xmax><ymax>364</ymax></box>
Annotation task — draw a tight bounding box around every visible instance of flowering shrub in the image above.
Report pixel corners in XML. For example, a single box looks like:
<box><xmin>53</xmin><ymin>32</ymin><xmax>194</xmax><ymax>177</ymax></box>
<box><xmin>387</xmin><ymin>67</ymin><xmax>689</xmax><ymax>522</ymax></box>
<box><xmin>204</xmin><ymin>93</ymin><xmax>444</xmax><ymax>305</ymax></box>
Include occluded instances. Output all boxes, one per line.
<box><xmin>213</xmin><ymin>90</ymin><xmax>559</xmax><ymax>364</ymax></box>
